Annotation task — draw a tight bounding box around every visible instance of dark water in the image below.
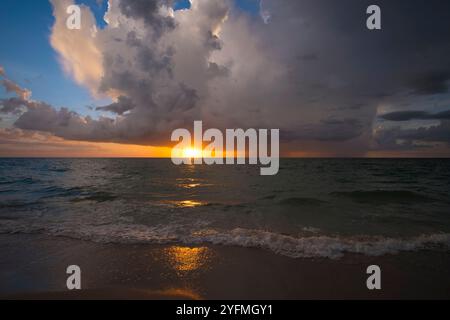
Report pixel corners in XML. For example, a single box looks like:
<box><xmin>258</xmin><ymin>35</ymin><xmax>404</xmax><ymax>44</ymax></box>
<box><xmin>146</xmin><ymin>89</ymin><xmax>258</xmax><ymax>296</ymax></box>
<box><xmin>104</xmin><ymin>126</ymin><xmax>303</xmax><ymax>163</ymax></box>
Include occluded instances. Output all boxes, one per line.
<box><xmin>1</xmin><ymin>158</ymin><xmax>450</xmax><ymax>258</ymax></box>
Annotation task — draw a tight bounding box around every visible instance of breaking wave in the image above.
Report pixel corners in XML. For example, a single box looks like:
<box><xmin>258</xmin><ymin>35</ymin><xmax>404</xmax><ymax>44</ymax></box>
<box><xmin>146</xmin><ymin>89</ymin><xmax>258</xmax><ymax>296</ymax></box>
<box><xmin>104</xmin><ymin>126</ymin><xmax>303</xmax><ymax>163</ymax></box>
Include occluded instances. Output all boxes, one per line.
<box><xmin>1</xmin><ymin>220</ymin><xmax>449</xmax><ymax>259</ymax></box>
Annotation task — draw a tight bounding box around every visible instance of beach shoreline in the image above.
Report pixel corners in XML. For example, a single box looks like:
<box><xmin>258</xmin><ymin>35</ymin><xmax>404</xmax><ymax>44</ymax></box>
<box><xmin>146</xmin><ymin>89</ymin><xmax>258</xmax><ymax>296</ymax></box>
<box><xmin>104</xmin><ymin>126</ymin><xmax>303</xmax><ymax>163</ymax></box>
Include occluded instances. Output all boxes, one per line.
<box><xmin>1</xmin><ymin>234</ymin><xmax>449</xmax><ymax>300</ymax></box>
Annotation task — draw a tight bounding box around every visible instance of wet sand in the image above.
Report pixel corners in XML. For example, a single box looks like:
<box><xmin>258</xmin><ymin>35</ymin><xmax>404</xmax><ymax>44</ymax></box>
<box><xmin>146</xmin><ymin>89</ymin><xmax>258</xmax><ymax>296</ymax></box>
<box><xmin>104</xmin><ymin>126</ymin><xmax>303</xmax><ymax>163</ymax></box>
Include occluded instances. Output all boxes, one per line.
<box><xmin>1</xmin><ymin>234</ymin><xmax>450</xmax><ymax>299</ymax></box>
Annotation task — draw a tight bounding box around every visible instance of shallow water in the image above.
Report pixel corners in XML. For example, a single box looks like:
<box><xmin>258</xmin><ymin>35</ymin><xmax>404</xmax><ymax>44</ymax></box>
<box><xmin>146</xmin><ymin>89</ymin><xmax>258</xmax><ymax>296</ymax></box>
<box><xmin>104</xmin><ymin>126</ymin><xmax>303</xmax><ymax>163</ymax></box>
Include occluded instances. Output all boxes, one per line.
<box><xmin>1</xmin><ymin>158</ymin><xmax>449</xmax><ymax>258</ymax></box>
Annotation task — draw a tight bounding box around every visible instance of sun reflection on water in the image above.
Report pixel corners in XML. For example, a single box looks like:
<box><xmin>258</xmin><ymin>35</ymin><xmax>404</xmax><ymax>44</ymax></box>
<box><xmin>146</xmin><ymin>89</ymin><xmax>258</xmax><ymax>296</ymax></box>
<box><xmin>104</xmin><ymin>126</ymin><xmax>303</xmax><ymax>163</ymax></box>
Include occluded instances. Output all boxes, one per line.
<box><xmin>153</xmin><ymin>288</ymin><xmax>202</xmax><ymax>300</ymax></box>
<box><xmin>185</xmin><ymin>183</ymin><xmax>201</xmax><ymax>189</ymax></box>
<box><xmin>176</xmin><ymin>200</ymin><xmax>204</xmax><ymax>207</ymax></box>
<box><xmin>164</xmin><ymin>246</ymin><xmax>212</xmax><ymax>273</ymax></box>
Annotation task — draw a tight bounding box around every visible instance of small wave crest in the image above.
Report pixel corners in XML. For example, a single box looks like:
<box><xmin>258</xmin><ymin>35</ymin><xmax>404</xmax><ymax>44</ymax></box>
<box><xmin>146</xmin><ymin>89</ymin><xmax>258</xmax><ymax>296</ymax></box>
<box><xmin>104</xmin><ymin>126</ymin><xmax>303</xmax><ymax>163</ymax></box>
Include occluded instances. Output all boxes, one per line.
<box><xmin>330</xmin><ymin>190</ymin><xmax>435</xmax><ymax>203</ymax></box>
<box><xmin>279</xmin><ymin>197</ymin><xmax>327</xmax><ymax>206</ymax></box>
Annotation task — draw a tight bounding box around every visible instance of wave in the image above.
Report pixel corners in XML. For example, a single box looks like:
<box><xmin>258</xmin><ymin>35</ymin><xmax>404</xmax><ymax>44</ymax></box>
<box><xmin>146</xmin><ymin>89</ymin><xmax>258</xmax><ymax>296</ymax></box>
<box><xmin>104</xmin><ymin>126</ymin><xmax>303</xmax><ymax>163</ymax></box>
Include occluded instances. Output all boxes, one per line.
<box><xmin>0</xmin><ymin>177</ymin><xmax>38</xmax><ymax>185</ymax></box>
<box><xmin>0</xmin><ymin>200</ymin><xmax>41</xmax><ymax>209</ymax></box>
<box><xmin>184</xmin><ymin>229</ymin><xmax>450</xmax><ymax>259</ymax></box>
<box><xmin>279</xmin><ymin>197</ymin><xmax>327</xmax><ymax>206</ymax></box>
<box><xmin>1</xmin><ymin>220</ymin><xmax>449</xmax><ymax>259</ymax></box>
<box><xmin>33</xmin><ymin>186</ymin><xmax>116</xmax><ymax>203</ymax></box>
<box><xmin>71</xmin><ymin>191</ymin><xmax>118</xmax><ymax>203</ymax></box>
<box><xmin>330</xmin><ymin>190</ymin><xmax>435</xmax><ymax>203</ymax></box>
<box><xmin>49</xmin><ymin>168</ymin><xmax>69</xmax><ymax>173</ymax></box>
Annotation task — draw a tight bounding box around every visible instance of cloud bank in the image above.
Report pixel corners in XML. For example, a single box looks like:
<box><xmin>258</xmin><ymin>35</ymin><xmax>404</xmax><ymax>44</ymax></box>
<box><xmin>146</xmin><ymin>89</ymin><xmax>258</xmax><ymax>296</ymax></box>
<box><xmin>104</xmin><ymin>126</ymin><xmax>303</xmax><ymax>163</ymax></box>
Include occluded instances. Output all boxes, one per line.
<box><xmin>1</xmin><ymin>0</ymin><xmax>450</xmax><ymax>156</ymax></box>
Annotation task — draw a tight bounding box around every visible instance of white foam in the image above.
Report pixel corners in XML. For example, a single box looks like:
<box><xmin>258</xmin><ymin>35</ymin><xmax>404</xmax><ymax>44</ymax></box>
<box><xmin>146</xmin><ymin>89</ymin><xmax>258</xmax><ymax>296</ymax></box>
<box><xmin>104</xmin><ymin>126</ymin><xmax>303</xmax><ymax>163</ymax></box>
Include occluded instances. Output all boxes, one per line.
<box><xmin>191</xmin><ymin>228</ymin><xmax>450</xmax><ymax>259</ymax></box>
<box><xmin>1</xmin><ymin>219</ymin><xmax>450</xmax><ymax>259</ymax></box>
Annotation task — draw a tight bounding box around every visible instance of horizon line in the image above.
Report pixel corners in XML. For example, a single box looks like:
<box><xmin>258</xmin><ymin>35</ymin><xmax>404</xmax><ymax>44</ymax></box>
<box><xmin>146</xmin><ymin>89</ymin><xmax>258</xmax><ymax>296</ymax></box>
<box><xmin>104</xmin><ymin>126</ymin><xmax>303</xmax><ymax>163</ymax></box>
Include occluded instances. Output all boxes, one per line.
<box><xmin>1</xmin><ymin>156</ymin><xmax>450</xmax><ymax>159</ymax></box>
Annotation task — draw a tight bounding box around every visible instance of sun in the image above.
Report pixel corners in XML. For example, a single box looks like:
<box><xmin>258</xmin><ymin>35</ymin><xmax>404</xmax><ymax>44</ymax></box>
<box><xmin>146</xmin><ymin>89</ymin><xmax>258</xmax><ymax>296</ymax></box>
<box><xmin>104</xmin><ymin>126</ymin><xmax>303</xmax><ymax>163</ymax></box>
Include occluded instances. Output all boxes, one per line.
<box><xmin>182</xmin><ymin>148</ymin><xmax>202</xmax><ymax>158</ymax></box>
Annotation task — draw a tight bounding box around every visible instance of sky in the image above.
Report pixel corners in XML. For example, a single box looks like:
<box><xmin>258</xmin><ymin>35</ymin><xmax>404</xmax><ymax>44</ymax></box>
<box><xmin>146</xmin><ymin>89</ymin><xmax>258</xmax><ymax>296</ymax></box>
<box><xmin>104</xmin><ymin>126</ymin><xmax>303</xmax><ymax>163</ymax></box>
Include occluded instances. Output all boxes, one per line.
<box><xmin>0</xmin><ymin>0</ymin><xmax>450</xmax><ymax>157</ymax></box>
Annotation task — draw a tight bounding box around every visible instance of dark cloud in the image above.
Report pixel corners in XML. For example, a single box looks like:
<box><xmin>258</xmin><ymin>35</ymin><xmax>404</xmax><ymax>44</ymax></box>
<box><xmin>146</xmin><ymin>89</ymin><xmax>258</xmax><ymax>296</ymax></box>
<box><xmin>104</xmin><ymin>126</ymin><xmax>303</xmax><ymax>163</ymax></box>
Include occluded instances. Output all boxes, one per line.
<box><xmin>299</xmin><ymin>53</ymin><xmax>319</xmax><ymax>61</ymax></box>
<box><xmin>403</xmin><ymin>121</ymin><xmax>450</xmax><ymax>143</ymax></box>
<box><xmin>315</xmin><ymin>118</ymin><xmax>365</xmax><ymax>141</ymax></box>
<box><xmin>206</xmin><ymin>62</ymin><xmax>229</xmax><ymax>78</ymax></box>
<box><xmin>380</xmin><ymin>110</ymin><xmax>450</xmax><ymax>121</ymax></box>
<box><xmin>0</xmin><ymin>97</ymin><xmax>28</xmax><ymax>114</ymax></box>
<box><xmin>205</xmin><ymin>31</ymin><xmax>222</xmax><ymax>50</ymax></box>
<box><xmin>0</xmin><ymin>97</ymin><xmax>57</xmax><ymax>116</ymax></box>
<box><xmin>407</xmin><ymin>72</ymin><xmax>450</xmax><ymax>95</ymax></box>
<box><xmin>283</xmin><ymin>118</ymin><xmax>364</xmax><ymax>142</ymax></box>
<box><xmin>125</xmin><ymin>31</ymin><xmax>142</xmax><ymax>47</ymax></box>
<box><xmin>118</xmin><ymin>0</ymin><xmax>175</xmax><ymax>37</ymax></box>
<box><xmin>96</xmin><ymin>96</ymin><xmax>136</xmax><ymax>115</ymax></box>
<box><xmin>338</xmin><ymin>103</ymin><xmax>364</xmax><ymax>111</ymax></box>
<box><xmin>13</xmin><ymin>102</ymin><xmax>120</xmax><ymax>143</ymax></box>
<box><xmin>374</xmin><ymin>121</ymin><xmax>450</xmax><ymax>149</ymax></box>
<box><xmin>136</xmin><ymin>46</ymin><xmax>174</xmax><ymax>74</ymax></box>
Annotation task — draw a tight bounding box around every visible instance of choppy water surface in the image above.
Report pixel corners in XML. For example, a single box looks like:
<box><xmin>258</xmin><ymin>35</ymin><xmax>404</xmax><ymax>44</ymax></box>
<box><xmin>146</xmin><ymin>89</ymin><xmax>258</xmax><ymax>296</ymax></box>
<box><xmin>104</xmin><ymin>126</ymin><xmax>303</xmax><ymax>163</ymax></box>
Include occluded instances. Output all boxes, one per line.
<box><xmin>1</xmin><ymin>158</ymin><xmax>449</xmax><ymax>258</ymax></box>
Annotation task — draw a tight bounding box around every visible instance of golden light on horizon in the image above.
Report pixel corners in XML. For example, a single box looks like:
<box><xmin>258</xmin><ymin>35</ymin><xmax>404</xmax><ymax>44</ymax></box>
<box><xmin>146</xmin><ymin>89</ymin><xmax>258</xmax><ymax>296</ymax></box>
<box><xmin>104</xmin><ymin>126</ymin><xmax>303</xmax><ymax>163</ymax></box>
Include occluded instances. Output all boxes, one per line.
<box><xmin>0</xmin><ymin>135</ymin><xmax>174</xmax><ymax>158</ymax></box>
<box><xmin>182</xmin><ymin>147</ymin><xmax>203</xmax><ymax>159</ymax></box>
<box><xmin>171</xmin><ymin>146</ymin><xmax>237</xmax><ymax>160</ymax></box>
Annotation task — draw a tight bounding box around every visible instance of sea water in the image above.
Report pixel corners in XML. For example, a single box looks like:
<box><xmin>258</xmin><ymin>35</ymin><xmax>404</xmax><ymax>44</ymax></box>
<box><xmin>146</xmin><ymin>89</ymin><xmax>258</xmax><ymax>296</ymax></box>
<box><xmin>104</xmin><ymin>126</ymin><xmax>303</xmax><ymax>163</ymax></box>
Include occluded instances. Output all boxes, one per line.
<box><xmin>1</xmin><ymin>158</ymin><xmax>449</xmax><ymax>259</ymax></box>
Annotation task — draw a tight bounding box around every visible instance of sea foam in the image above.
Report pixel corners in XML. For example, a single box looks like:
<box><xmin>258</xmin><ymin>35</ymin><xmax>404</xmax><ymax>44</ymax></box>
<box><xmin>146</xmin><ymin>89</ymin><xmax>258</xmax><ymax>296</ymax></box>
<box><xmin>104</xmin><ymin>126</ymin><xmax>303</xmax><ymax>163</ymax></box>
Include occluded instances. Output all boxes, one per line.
<box><xmin>1</xmin><ymin>219</ymin><xmax>449</xmax><ymax>259</ymax></box>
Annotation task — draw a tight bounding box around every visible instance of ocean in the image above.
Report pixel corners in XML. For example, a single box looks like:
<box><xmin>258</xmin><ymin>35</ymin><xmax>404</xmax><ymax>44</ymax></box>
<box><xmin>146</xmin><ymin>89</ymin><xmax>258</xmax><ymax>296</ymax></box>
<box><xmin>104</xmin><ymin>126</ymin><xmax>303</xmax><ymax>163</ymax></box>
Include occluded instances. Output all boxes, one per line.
<box><xmin>1</xmin><ymin>158</ymin><xmax>449</xmax><ymax>259</ymax></box>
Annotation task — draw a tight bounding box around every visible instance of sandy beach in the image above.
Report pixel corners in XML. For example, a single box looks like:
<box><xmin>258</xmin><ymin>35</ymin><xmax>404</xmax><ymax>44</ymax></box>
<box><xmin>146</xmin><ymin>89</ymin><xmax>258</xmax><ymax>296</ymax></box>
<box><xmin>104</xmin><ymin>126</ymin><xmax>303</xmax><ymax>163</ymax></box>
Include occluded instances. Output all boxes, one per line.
<box><xmin>1</xmin><ymin>234</ymin><xmax>449</xmax><ymax>300</ymax></box>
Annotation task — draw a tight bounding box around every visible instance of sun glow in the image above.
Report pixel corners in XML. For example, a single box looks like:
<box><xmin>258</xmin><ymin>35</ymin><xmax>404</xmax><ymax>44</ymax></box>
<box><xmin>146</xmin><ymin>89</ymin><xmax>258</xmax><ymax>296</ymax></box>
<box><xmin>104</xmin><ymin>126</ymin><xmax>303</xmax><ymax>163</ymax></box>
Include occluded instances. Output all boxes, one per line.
<box><xmin>182</xmin><ymin>148</ymin><xmax>203</xmax><ymax>159</ymax></box>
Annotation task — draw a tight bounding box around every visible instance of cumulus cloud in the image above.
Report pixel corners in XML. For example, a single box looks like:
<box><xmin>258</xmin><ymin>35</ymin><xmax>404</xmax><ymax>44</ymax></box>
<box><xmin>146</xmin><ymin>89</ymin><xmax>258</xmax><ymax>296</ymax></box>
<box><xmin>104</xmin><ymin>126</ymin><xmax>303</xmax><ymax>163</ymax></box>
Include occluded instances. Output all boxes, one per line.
<box><xmin>49</xmin><ymin>0</ymin><xmax>104</xmax><ymax>96</ymax></box>
<box><xmin>32</xmin><ymin>0</ymin><xmax>231</xmax><ymax>144</ymax></box>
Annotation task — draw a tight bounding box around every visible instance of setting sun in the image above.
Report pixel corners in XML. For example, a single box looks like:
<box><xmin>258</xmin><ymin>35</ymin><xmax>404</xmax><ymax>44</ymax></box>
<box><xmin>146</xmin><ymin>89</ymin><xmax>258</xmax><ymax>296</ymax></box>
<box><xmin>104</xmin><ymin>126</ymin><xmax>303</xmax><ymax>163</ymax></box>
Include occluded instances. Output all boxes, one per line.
<box><xmin>182</xmin><ymin>148</ymin><xmax>203</xmax><ymax>158</ymax></box>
